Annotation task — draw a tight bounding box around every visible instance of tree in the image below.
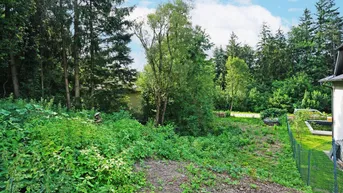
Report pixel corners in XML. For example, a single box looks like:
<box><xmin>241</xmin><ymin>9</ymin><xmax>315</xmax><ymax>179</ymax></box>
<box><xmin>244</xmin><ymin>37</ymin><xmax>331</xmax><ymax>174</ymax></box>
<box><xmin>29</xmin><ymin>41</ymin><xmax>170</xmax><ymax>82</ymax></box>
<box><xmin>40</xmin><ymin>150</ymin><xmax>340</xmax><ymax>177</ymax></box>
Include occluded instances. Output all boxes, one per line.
<box><xmin>239</xmin><ymin>44</ymin><xmax>255</xmax><ymax>71</ymax></box>
<box><xmin>225</xmin><ymin>57</ymin><xmax>250</xmax><ymax>111</ymax></box>
<box><xmin>269</xmin><ymin>73</ymin><xmax>313</xmax><ymax>112</ymax></box>
<box><xmin>80</xmin><ymin>0</ymin><xmax>136</xmax><ymax>111</ymax></box>
<box><xmin>273</xmin><ymin>29</ymin><xmax>291</xmax><ymax>79</ymax></box>
<box><xmin>73</xmin><ymin>0</ymin><xmax>81</xmax><ymax>108</ymax></box>
<box><xmin>226</xmin><ymin>32</ymin><xmax>240</xmax><ymax>58</ymax></box>
<box><xmin>56</xmin><ymin>0</ymin><xmax>72</xmax><ymax>109</ymax></box>
<box><xmin>0</xmin><ymin>0</ymin><xmax>136</xmax><ymax>112</ymax></box>
<box><xmin>213</xmin><ymin>46</ymin><xmax>227</xmax><ymax>90</ymax></box>
<box><xmin>314</xmin><ymin>0</ymin><xmax>343</xmax><ymax>76</ymax></box>
<box><xmin>136</xmin><ymin>0</ymin><xmax>215</xmax><ymax>134</ymax></box>
<box><xmin>255</xmin><ymin>23</ymin><xmax>273</xmax><ymax>83</ymax></box>
<box><xmin>134</xmin><ymin>0</ymin><xmax>189</xmax><ymax>125</ymax></box>
<box><xmin>288</xmin><ymin>8</ymin><xmax>315</xmax><ymax>76</ymax></box>
<box><xmin>169</xmin><ymin>26</ymin><xmax>214</xmax><ymax>135</ymax></box>
<box><xmin>0</xmin><ymin>0</ymin><xmax>35</xmax><ymax>98</ymax></box>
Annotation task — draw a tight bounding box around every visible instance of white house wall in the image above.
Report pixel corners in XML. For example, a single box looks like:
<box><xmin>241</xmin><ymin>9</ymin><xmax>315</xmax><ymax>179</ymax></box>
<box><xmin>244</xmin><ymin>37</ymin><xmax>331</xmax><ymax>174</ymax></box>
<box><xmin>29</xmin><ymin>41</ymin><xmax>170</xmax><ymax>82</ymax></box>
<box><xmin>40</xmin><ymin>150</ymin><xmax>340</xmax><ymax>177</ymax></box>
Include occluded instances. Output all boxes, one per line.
<box><xmin>333</xmin><ymin>83</ymin><xmax>343</xmax><ymax>140</ymax></box>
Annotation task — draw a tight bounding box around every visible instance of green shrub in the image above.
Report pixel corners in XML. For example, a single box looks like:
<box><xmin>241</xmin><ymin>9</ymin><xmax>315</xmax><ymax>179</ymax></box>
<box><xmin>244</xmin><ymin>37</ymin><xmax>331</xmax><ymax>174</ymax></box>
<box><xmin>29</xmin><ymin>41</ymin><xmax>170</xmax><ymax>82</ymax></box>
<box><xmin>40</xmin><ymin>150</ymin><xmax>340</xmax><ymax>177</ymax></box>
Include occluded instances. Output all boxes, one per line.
<box><xmin>103</xmin><ymin>110</ymin><xmax>132</xmax><ymax>122</ymax></box>
<box><xmin>269</xmin><ymin>73</ymin><xmax>313</xmax><ymax>112</ymax></box>
<box><xmin>225</xmin><ymin>110</ymin><xmax>231</xmax><ymax>117</ymax></box>
<box><xmin>0</xmin><ymin>99</ymin><xmax>308</xmax><ymax>192</ymax></box>
<box><xmin>260</xmin><ymin>108</ymin><xmax>287</xmax><ymax>119</ymax></box>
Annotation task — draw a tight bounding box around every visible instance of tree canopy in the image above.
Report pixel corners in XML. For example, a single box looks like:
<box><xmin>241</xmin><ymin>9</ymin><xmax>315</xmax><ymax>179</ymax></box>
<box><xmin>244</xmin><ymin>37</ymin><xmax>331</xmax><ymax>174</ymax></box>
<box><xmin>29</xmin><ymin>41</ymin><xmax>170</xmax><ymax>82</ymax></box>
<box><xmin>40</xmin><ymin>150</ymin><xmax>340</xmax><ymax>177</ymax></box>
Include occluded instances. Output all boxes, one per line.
<box><xmin>0</xmin><ymin>0</ymin><xmax>341</xmax><ymax>133</ymax></box>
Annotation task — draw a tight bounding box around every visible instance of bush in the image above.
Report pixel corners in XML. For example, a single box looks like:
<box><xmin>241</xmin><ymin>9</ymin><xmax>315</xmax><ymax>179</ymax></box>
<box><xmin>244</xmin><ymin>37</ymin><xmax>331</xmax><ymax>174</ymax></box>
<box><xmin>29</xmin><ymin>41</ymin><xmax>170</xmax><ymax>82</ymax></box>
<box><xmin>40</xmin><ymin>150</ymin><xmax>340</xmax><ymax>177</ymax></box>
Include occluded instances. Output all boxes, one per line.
<box><xmin>269</xmin><ymin>73</ymin><xmax>313</xmax><ymax>112</ymax></box>
<box><xmin>260</xmin><ymin>108</ymin><xmax>287</xmax><ymax>119</ymax></box>
<box><xmin>103</xmin><ymin>110</ymin><xmax>132</xmax><ymax>122</ymax></box>
<box><xmin>0</xmin><ymin>100</ymin><xmax>146</xmax><ymax>192</ymax></box>
<box><xmin>301</xmin><ymin>90</ymin><xmax>331</xmax><ymax>112</ymax></box>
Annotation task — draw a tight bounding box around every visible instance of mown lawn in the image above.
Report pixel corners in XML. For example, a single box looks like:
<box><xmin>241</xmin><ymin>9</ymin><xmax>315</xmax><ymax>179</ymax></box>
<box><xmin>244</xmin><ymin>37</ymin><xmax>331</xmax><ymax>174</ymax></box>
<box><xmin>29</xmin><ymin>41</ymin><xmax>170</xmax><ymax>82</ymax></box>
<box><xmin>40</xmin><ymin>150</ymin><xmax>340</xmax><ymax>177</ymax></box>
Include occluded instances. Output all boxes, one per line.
<box><xmin>288</xmin><ymin>118</ymin><xmax>342</xmax><ymax>193</ymax></box>
<box><xmin>289</xmin><ymin>118</ymin><xmax>331</xmax><ymax>151</ymax></box>
<box><xmin>1</xmin><ymin>99</ymin><xmax>310</xmax><ymax>192</ymax></box>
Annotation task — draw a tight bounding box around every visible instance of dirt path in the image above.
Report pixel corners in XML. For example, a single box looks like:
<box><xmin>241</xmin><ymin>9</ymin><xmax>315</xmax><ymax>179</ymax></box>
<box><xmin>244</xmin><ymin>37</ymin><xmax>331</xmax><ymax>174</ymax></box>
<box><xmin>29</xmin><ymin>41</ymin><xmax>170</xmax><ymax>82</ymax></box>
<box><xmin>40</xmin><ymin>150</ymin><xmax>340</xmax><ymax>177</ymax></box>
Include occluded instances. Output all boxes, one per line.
<box><xmin>135</xmin><ymin>159</ymin><xmax>301</xmax><ymax>193</ymax></box>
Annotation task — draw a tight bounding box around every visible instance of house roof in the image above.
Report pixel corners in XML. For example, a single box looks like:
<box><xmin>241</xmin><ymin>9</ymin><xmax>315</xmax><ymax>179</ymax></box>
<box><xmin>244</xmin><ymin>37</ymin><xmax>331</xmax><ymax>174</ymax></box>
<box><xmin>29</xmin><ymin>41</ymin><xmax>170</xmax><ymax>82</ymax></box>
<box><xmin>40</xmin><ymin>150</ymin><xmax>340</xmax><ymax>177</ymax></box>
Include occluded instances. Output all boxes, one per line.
<box><xmin>319</xmin><ymin>43</ymin><xmax>343</xmax><ymax>83</ymax></box>
<box><xmin>337</xmin><ymin>43</ymin><xmax>343</xmax><ymax>51</ymax></box>
<box><xmin>319</xmin><ymin>74</ymin><xmax>343</xmax><ymax>83</ymax></box>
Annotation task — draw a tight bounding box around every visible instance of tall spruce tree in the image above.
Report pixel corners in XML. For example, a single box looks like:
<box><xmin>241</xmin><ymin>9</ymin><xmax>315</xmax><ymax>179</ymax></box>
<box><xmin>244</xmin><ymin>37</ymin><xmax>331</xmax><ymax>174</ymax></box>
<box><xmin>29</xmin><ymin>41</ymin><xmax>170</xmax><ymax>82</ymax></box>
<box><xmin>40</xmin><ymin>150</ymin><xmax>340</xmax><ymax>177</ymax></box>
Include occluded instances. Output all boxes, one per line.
<box><xmin>213</xmin><ymin>46</ymin><xmax>227</xmax><ymax>90</ymax></box>
<box><xmin>314</xmin><ymin>0</ymin><xmax>343</xmax><ymax>76</ymax></box>
<box><xmin>0</xmin><ymin>0</ymin><xmax>35</xmax><ymax>98</ymax></box>
<box><xmin>288</xmin><ymin>8</ymin><xmax>315</xmax><ymax>76</ymax></box>
<box><xmin>80</xmin><ymin>0</ymin><xmax>136</xmax><ymax>110</ymax></box>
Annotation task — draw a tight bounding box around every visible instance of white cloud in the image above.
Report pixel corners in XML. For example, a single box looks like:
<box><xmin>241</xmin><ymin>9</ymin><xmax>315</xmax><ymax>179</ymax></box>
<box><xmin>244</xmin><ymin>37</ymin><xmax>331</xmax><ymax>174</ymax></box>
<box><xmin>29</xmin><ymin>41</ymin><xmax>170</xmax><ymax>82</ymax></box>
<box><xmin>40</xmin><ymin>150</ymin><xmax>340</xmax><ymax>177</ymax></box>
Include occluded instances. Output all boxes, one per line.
<box><xmin>129</xmin><ymin>0</ymin><xmax>290</xmax><ymax>71</ymax></box>
<box><xmin>190</xmin><ymin>0</ymin><xmax>289</xmax><ymax>48</ymax></box>
<box><xmin>129</xmin><ymin>6</ymin><xmax>155</xmax><ymax>22</ymax></box>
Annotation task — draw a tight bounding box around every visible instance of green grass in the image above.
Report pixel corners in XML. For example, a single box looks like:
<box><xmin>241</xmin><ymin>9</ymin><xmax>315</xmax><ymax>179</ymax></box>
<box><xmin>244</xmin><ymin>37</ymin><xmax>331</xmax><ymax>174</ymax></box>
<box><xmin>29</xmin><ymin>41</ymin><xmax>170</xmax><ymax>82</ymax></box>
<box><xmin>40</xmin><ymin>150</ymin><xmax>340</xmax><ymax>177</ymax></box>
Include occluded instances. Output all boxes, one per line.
<box><xmin>209</xmin><ymin>116</ymin><xmax>309</xmax><ymax>191</ymax></box>
<box><xmin>289</xmin><ymin>118</ymin><xmax>342</xmax><ymax>193</ymax></box>
<box><xmin>290</xmin><ymin>119</ymin><xmax>331</xmax><ymax>151</ymax></box>
<box><xmin>0</xmin><ymin>99</ymin><xmax>310</xmax><ymax>192</ymax></box>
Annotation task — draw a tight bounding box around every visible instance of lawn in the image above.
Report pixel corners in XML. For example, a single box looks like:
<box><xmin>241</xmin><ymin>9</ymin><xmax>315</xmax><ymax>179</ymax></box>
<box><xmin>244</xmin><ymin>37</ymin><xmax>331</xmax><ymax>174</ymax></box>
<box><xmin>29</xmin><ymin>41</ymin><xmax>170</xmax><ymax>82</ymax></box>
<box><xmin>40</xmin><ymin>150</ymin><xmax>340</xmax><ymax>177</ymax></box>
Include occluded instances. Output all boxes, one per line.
<box><xmin>289</xmin><ymin>118</ymin><xmax>332</xmax><ymax>151</ymax></box>
<box><xmin>1</xmin><ymin>99</ymin><xmax>310</xmax><ymax>192</ymax></box>
<box><xmin>288</xmin><ymin>117</ymin><xmax>342</xmax><ymax>193</ymax></box>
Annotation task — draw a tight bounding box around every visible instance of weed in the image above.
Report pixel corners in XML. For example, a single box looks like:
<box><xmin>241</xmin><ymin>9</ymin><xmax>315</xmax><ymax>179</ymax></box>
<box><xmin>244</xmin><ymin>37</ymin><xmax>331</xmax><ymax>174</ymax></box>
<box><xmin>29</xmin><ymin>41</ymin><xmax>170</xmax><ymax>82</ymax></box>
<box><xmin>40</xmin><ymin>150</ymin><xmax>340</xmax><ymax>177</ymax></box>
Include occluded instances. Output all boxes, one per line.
<box><xmin>0</xmin><ymin>100</ymin><xmax>309</xmax><ymax>192</ymax></box>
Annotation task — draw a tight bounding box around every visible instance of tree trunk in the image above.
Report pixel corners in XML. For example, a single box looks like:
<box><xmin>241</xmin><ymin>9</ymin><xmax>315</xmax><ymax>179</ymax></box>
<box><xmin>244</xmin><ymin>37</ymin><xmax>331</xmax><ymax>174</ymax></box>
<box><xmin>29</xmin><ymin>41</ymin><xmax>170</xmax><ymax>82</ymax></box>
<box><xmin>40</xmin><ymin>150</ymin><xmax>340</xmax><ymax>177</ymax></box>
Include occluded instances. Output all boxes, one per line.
<box><xmin>161</xmin><ymin>96</ymin><xmax>168</xmax><ymax>125</ymax></box>
<box><xmin>73</xmin><ymin>0</ymin><xmax>81</xmax><ymax>108</ymax></box>
<box><xmin>62</xmin><ymin>46</ymin><xmax>71</xmax><ymax>109</ymax></box>
<box><xmin>5</xmin><ymin>4</ymin><xmax>20</xmax><ymax>98</ymax></box>
<box><xmin>90</xmin><ymin>0</ymin><xmax>95</xmax><ymax>107</ymax></box>
<box><xmin>155</xmin><ymin>93</ymin><xmax>161</xmax><ymax>126</ymax></box>
<box><xmin>230</xmin><ymin>87</ymin><xmax>234</xmax><ymax>112</ymax></box>
<box><xmin>40</xmin><ymin>59</ymin><xmax>44</xmax><ymax>98</ymax></box>
<box><xmin>10</xmin><ymin>53</ymin><xmax>20</xmax><ymax>98</ymax></box>
<box><xmin>230</xmin><ymin>99</ymin><xmax>233</xmax><ymax>112</ymax></box>
<box><xmin>60</xmin><ymin>0</ymin><xmax>71</xmax><ymax>110</ymax></box>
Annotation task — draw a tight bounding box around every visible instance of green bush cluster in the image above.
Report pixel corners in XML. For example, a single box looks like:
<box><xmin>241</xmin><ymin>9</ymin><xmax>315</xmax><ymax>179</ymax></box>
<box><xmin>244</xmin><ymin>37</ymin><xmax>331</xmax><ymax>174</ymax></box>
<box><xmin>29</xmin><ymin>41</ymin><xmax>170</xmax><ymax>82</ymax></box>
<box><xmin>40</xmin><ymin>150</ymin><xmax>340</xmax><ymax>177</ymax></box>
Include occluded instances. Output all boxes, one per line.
<box><xmin>214</xmin><ymin>73</ymin><xmax>332</xmax><ymax>113</ymax></box>
<box><xmin>1</xmin><ymin>99</ymin><xmax>308</xmax><ymax>192</ymax></box>
<box><xmin>260</xmin><ymin>108</ymin><xmax>288</xmax><ymax>119</ymax></box>
<box><xmin>0</xmin><ymin>99</ymin><xmax>146</xmax><ymax>192</ymax></box>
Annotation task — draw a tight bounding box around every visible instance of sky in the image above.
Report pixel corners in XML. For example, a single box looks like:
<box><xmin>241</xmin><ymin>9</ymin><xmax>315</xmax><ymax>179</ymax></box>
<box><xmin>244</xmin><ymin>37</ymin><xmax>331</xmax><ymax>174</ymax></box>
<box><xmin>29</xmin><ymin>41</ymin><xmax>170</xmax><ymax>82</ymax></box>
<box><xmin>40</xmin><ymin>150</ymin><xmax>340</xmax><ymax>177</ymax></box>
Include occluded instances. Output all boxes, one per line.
<box><xmin>124</xmin><ymin>0</ymin><xmax>343</xmax><ymax>71</ymax></box>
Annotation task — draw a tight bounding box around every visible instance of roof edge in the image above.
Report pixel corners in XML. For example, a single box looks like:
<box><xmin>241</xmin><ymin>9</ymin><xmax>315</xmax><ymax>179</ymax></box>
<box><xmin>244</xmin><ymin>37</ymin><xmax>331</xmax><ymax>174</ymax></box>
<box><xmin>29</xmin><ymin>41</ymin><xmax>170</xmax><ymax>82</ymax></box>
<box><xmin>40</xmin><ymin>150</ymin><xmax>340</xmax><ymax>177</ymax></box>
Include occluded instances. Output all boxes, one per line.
<box><xmin>337</xmin><ymin>43</ymin><xmax>343</xmax><ymax>51</ymax></box>
<box><xmin>319</xmin><ymin>75</ymin><xmax>334</xmax><ymax>83</ymax></box>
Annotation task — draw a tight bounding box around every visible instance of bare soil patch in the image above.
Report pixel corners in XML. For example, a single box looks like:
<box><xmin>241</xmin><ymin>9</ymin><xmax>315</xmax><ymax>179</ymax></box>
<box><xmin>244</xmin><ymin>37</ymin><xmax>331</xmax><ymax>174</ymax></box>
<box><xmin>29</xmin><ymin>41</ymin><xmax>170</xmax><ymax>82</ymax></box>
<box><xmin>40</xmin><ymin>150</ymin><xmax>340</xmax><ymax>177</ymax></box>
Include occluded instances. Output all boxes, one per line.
<box><xmin>135</xmin><ymin>159</ymin><xmax>301</xmax><ymax>193</ymax></box>
<box><xmin>135</xmin><ymin>159</ymin><xmax>188</xmax><ymax>193</ymax></box>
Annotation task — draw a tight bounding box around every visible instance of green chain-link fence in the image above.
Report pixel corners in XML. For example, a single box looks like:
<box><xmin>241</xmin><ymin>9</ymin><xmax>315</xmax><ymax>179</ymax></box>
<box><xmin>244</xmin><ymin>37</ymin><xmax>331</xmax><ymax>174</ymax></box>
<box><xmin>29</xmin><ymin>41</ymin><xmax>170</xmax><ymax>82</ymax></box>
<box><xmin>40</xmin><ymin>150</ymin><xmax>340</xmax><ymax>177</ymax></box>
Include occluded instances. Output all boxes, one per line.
<box><xmin>287</xmin><ymin>120</ymin><xmax>343</xmax><ymax>193</ymax></box>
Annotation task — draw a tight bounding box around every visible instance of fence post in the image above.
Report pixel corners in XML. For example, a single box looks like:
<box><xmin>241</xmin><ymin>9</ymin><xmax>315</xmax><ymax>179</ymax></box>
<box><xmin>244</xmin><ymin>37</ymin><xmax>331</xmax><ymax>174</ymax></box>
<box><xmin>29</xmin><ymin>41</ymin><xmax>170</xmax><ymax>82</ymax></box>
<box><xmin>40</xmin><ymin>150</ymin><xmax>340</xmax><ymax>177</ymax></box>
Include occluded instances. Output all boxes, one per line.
<box><xmin>333</xmin><ymin>139</ymin><xmax>338</xmax><ymax>193</ymax></box>
<box><xmin>298</xmin><ymin>143</ymin><xmax>301</xmax><ymax>173</ymax></box>
<box><xmin>307</xmin><ymin>149</ymin><xmax>311</xmax><ymax>186</ymax></box>
<box><xmin>292</xmin><ymin>135</ymin><xmax>296</xmax><ymax>158</ymax></box>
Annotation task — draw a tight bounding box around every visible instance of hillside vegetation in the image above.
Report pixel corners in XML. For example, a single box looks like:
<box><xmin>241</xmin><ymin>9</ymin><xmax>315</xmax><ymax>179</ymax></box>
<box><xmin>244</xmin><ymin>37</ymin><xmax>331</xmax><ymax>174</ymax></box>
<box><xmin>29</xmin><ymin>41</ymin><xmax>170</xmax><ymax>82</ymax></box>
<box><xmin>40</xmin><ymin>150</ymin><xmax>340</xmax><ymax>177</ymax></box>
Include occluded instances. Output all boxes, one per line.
<box><xmin>0</xmin><ymin>99</ymin><xmax>310</xmax><ymax>192</ymax></box>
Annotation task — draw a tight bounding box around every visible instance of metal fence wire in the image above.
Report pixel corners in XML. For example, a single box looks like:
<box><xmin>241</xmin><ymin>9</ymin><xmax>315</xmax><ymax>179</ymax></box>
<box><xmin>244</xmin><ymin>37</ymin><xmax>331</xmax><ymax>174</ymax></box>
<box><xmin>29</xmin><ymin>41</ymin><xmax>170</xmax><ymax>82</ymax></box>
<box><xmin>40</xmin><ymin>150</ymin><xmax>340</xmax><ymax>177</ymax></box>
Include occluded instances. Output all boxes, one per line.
<box><xmin>287</xmin><ymin>120</ymin><xmax>343</xmax><ymax>193</ymax></box>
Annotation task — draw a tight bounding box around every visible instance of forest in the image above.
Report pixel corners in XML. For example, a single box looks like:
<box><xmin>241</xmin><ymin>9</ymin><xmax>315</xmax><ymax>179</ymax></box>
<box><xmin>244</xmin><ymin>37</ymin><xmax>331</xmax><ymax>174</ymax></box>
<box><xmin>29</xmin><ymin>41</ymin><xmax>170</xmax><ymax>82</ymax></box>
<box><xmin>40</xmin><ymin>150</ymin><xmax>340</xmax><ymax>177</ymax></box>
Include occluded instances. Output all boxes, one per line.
<box><xmin>1</xmin><ymin>0</ymin><xmax>342</xmax><ymax>132</ymax></box>
<box><xmin>1</xmin><ymin>0</ymin><xmax>343</xmax><ymax>192</ymax></box>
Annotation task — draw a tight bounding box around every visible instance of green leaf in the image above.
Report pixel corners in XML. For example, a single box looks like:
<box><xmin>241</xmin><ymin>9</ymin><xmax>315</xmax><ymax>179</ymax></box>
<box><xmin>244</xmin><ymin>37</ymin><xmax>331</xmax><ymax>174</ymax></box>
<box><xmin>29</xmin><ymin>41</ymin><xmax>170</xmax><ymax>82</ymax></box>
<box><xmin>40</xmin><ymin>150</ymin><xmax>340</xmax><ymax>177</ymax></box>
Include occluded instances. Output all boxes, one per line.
<box><xmin>0</xmin><ymin>109</ymin><xmax>11</xmax><ymax>116</ymax></box>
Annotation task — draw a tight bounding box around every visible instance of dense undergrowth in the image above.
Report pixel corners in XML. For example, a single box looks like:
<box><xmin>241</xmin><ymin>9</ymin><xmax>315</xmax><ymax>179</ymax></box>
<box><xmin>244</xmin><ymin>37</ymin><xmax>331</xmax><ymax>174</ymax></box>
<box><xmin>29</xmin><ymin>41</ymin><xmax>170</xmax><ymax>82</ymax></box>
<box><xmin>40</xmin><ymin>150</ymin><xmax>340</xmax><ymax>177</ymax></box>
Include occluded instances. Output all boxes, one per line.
<box><xmin>1</xmin><ymin>99</ymin><xmax>309</xmax><ymax>192</ymax></box>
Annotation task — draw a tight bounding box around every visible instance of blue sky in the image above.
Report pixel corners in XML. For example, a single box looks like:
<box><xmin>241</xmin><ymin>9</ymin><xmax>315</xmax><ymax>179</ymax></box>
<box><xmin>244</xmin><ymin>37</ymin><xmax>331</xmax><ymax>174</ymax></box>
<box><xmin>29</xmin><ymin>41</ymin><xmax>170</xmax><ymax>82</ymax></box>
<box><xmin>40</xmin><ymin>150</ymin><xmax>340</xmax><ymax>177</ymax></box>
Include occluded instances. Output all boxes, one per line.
<box><xmin>125</xmin><ymin>0</ymin><xmax>343</xmax><ymax>71</ymax></box>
